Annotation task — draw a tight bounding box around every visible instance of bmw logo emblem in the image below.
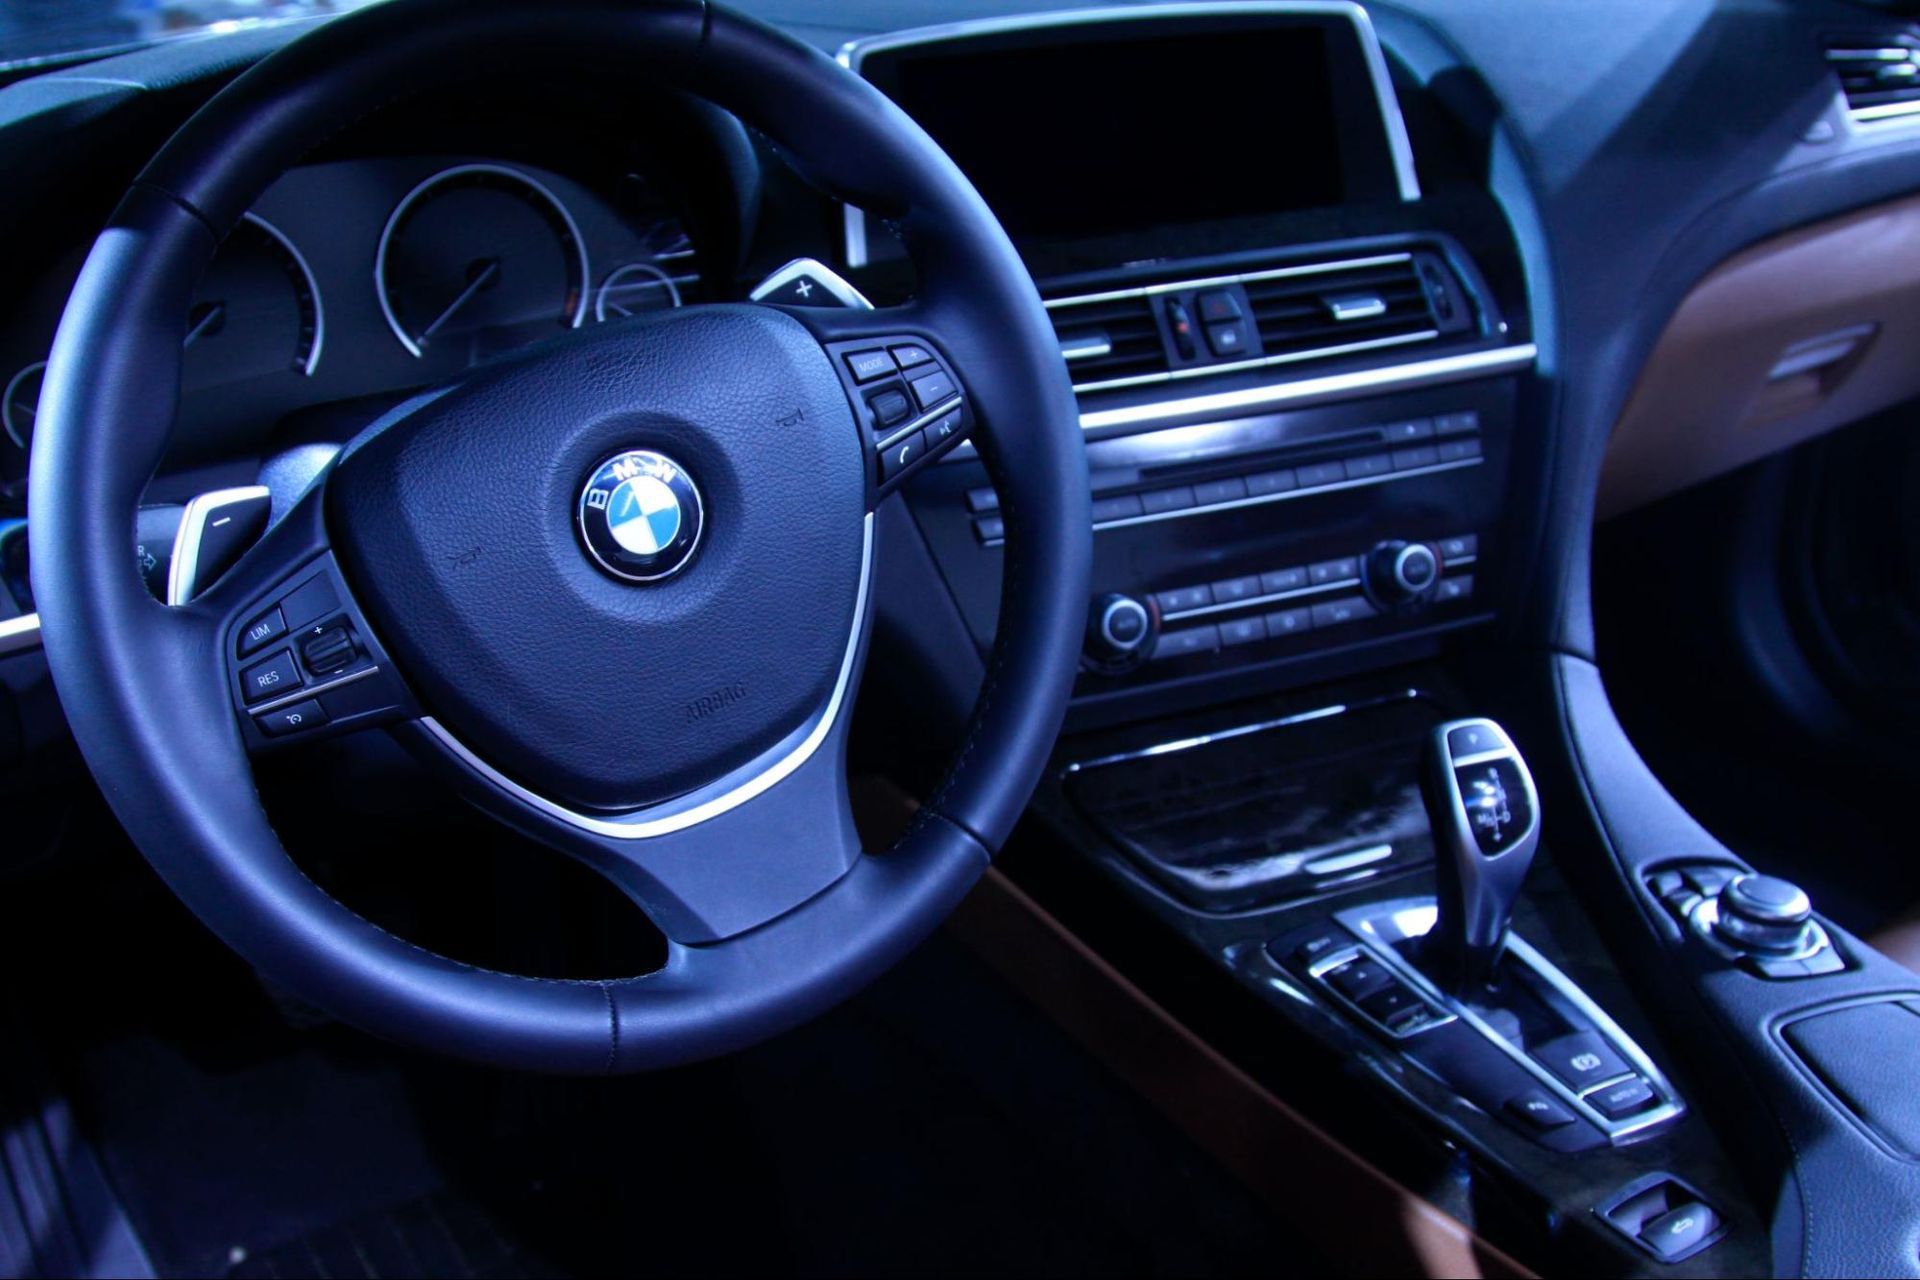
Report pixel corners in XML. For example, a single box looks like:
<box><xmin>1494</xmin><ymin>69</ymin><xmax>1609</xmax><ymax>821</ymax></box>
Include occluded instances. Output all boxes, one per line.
<box><xmin>577</xmin><ymin>449</ymin><xmax>704</xmax><ymax>582</ymax></box>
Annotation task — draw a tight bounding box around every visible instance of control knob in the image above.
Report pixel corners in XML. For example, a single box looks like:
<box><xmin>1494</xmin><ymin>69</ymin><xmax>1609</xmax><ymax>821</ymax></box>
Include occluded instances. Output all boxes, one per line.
<box><xmin>1712</xmin><ymin>873</ymin><xmax>1814</xmax><ymax>954</ymax></box>
<box><xmin>1084</xmin><ymin>593</ymin><xmax>1157</xmax><ymax>673</ymax></box>
<box><xmin>1365</xmin><ymin>540</ymin><xmax>1441</xmax><ymax>607</ymax></box>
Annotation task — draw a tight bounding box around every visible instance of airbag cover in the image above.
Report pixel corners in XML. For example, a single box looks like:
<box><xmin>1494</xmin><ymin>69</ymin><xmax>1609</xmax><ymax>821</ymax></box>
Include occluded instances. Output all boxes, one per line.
<box><xmin>328</xmin><ymin>306</ymin><xmax>865</xmax><ymax>812</ymax></box>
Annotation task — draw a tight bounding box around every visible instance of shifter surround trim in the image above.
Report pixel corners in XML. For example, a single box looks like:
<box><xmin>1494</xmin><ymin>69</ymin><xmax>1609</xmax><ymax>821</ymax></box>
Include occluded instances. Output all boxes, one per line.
<box><xmin>1337</xmin><ymin>896</ymin><xmax>1687</xmax><ymax>1145</ymax></box>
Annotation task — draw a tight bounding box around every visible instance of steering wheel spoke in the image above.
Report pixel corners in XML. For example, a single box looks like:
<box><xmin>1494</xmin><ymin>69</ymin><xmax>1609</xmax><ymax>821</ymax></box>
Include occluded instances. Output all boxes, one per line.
<box><xmin>782</xmin><ymin>302</ymin><xmax>979</xmax><ymax>506</ymax></box>
<box><xmin>192</xmin><ymin>481</ymin><xmax>417</xmax><ymax>751</ymax></box>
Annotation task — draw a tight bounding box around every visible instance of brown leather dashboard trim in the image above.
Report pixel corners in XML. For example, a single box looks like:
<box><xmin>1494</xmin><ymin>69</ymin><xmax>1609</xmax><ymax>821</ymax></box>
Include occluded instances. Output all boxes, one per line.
<box><xmin>947</xmin><ymin>868</ymin><xmax>1535</xmax><ymax>1279</ymax></box>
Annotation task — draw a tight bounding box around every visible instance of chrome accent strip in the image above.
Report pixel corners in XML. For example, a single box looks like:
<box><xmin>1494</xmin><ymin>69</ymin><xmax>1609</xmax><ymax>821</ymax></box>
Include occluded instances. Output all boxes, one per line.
<box><xmin>1302</xmin><ymin>843</ymin><xmax>1394</xmax><ymax>876</ymax></box>
<box><xmin>419</xmin><ymin>514</ymin><xmax>874</xmax><ymax>840</ymax></box>
<box><xmin>1045</xmin><ymin>252</ymin><xmax>1413</xmax><ymax>309</ymax></box>
<box><xmin>1059</xmin><ymin>334</ymin><xmax>1113</xmax><ymax>362</ymax></box>
<box><xmin>875</xmin><ymin>395</ymin><xmax>962</xmax><ymax>453</ymax></box>
<box><xmin>166</xmin><ymin>485</ymin><xmax>272</xmax><ymax>607</ymax></box>
<box><xmin>1159</xmin><ymin>575</ymin><xmax>1360</xmax><ymax>621</ymax></box>
<box><xmin>974</xmin><ymin>456</ymin><xmax>1485</xmax><ymax>542</ymax></box>
<box><xmin>837</xmin><ymin>1</ymin><xmax>1420</xmax><ymax>267</ymax></box>
<box><xmin>1074</xmin><ymin>328</ymin><xmax>1439</xmax><ymax>394</ymax></box>
<box><xmin>0</xmin><ymin>612</ymin><xmax>40</xmax><ymax>657</ymax></box>
<box><xmin>1338</xmin><ymin>897</ymin><xmax>1687</xmax><ymax>1144</ymax></box>
<box><xmin>1327</xmin><ymin>293</ymin><xmax>1388</xmax><ymax>322</ymax></box>
<box><xmin>749</xmin><ymin>257</ymin><xmax>874</xmax><ymax>310</ymax></box>
<box><xmin>374</xmin><ymin>163</ymin><xmax>592</xmax><ymax>358</ymax></box>
<box><xmin>248</xmin><ymin>664</ymin><xmax>381</xmax><ymax>715</ymax></box>
<box><xmin>1076</xmin><ymin>343</ymin><xmax>1536</xmax><ymax>435</ymax></box>
<box><xmin>1062</xmin><ymin>691</ymin><xmax>1424</xmax><ymax>773</ymax></box>
<box><xmin>241</xmin><ymin>212</ymin><xmax>324</xmax><ymax>376</ymax></box>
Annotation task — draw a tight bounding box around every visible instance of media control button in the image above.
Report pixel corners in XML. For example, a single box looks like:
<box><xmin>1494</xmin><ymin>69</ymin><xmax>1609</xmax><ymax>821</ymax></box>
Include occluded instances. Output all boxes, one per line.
<box><xmin>1209</xmin><ymin>575</ymin><xmax>1261</xmax><ymax>605</ymax></box>
<box><xmin>1436</xmin><ymin>534</ymin><xmax>1478</xmax><ymax>560</ymax></box>
<box><xmin>1383</xmin><ymin>417</ymin><xmax>1435</xmax><ymax>443</ymax></box>
<box><xmin>1434</xmin><ymin>410</ymin><xmax>1481</xmax><ymax>436</ymax></box>
<box><xmin>1391</xmin><ymin>445</ymin><xmax>1440</xmax><ymax>471</ymax></box>
<box><xmin>1151</xmin><ymin>625</ymin><xmax>1220</xmax><ymax>661</ymax></box>
<box><xmin>1437</xmin><ymin>437</ymin><xmax>1483</xmax><ymax>463</ymax></box>
<box><xmin>1245</xmin><ymin>469</ymin><xmax>1297</xmax><ymax>496</ymax></box>
<box><xmin>844</xmin><ymin>348</ymin><xmax>895</xmax><ymax>383</ymax></box>
<box><xmin>906</xmin><ymin>368</ymin><xmax>957</xmax><ymax>409</ymax></box>
<box><xmin>1310</xmin><ymin>597</ymin><xmax>1378</xmax><ymax>628</ymax></box>
<box><xmin>868</xmin><ymin>387</ymin><xmax>913</xmax><ymax>427</ymax></box>
<box><xmin>1193</xmin><ymin>477</ymin><xmax>1248</xmax><ymax>506</ymax></box>
<box><xmin>879</xmin><ymin>431</ymin><xmax>925</xmax><ymax>482</ymax></box>
<box><xmin>1309</xmin><ymin>557</ymin><xmax>1361</xmax><ymax>585</ymax></box>
<box><xmin>1296</xmin><ymin>461</ymin><xmax>1345</xmax><ymax>488</ymax></box>
<box><xmin>888</xmin><ymin>343</ymin><xmax>934</xmax><ymax>369</ymax></box>
<box><xmin>1091</xmin><ymin>494</ymin><xmax>1144</xmax><ymax>523</ymax></box>
<box><xmin>1154</xmin><ymin>585</ymin><xmax>1212</xmax><ymax>614</ymax></box>
<box><xmin>1264</xmin><ymin>607</ymin><xmax>1312</xmax><ymax>638</ymax></box>
<box><xmin>1343</xmin><ymin>454</ymin><xmax>1392</xmax><ymax>480</ymax></box>
<box><xmin>922</xmin><ymin>406</ymin><xmax>965</xmax><ymax>448</ymax></box>
<box><xmin>1261</xmin><ymin>567</ymin><xmax>1308</xmax><ymax>593</ymax></box>
<box><xmin>1140</xmin><ymin>487</ymin><xmax>1195</xmax><ymax>515</ymax></box>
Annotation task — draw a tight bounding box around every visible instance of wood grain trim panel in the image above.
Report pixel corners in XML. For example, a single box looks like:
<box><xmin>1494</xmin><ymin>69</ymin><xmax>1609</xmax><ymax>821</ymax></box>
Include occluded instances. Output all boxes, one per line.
<box><xmin>947</xmin><ymin>868</ymin><xmax>1535</xmax><ymax>1279</ymax></box>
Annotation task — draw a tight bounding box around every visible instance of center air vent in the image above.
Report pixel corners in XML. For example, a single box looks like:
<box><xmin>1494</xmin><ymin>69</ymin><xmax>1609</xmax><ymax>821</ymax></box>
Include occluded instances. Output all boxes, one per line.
<box><xmin>1045</xmin><ymin>249</ymin><xmax>1474</xmax><ymax>395</ymax></box>
<box><xmin>1827</xmin><ymin>36</ymin><xmax>1920</xmax><ymax>121</ymax></box>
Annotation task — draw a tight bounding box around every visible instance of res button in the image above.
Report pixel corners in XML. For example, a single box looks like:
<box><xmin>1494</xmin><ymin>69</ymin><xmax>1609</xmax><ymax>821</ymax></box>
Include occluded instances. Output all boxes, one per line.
<box><xmin>240</xmin><ymin>650</ymin><xmax>301</xmax><ymax>705</ymax></box>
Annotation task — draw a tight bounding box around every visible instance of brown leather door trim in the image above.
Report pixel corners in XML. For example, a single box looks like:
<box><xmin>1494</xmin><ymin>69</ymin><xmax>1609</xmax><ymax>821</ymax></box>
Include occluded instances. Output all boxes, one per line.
<box><xmin>947</xmin><ymin>868</ymin><xmax>1535</xmax><ymax>1279</ymax></box>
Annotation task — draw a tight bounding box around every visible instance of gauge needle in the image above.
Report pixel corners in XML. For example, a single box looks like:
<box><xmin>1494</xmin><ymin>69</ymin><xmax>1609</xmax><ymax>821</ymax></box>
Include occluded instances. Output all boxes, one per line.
<box><xmin>416</xmin><ymin>258</ymin><xmax>501</xmax><ymax>348</ymax></box>
<box><xmin>182</xmin><ymin>302</ymin><xmax>225</xmax><ymax>348</ymax></box>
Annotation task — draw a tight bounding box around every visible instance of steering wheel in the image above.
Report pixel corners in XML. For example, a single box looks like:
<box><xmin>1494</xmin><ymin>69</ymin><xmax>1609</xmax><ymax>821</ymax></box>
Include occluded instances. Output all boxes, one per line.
<box><xmin>28</xmin><ymin>0</ymin><xmax>1089</xmax><ymax>1073</ymax></box>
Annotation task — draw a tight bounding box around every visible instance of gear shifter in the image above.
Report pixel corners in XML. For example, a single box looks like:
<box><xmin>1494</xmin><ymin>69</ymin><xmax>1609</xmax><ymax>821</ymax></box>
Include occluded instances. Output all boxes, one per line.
<box><xmin>1423</xmin><ymin>718</ymin><xmax>1542</xmax><ymax>992</ymax></box>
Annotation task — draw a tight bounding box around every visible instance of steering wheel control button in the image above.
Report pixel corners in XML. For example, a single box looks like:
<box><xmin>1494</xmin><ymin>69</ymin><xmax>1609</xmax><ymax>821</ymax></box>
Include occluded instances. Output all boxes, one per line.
<box><xmin>843</xmin><ymin>348</ymin><xmax>895</xmax><ymax>383</ymax></box>
<box><xmin>1531</xmin><ymin>1030</ymin><xmax>1630</xmax><ymax>1090</ymax></box>
<box><xmin>924</xmin><ymin>407</ymin><xmax>965</xmax><ymax>447</ymax></box>
<box><xmin>879</xmin><ymin>431</ymin><xmax>926</xmax><ymax>482</ymax></box>
<box><xmin>907</xmin><ymin>368</ymin><xmax>957</xmax><ymax>410</ymax></box>
<box><xmin>1506</xmin><ymin>1088</ymin><xmax>1576</xmax><ymax>1131</ymax></box>
<box><xmin>867</xmin><ymin>387</ymin><xmax>913</xmax><ymax>427</ymax></box>
<box><xmin>577</xmin><ymin>450</ymin><xmax>704</xmax><ymax>583</ymax></box>
<box><xmin>299</xmin><ymin>623</ymin><xmax>357</xmax><ymax>677</ymax></box>
<box><xmin>256</xmin><ymin>698</ymin><xmax>328</xmax><ymax>737</ymax></box>
<box><xmin>888</xmin><ymin>343</ymin><xmax>933</xmax><ymax>369</ymax></box>
<box><xmin>279</xmin><ymin>572</ymin><xmax>339</xmax><ymax>629</ymax></box>
<box><xmin>237</xmin><ymin>606</ymin><xmax>287</xmax><ymax>657</ymax></box>
<box><xmin>240</xmin><ymin>650</ymin><xmax>301</xmax><ymax>705</ymax></box>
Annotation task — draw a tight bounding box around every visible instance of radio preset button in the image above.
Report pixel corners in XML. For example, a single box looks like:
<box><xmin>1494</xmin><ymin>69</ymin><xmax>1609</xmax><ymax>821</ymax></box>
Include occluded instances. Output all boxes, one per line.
<box><xmin>1152</xmin><ymin>626</ymin><xmax>1220</xmax><ymax>661</ymax></box>
<box><xmin>1296</xmin><ymin>461</ymin><xmax>1344</xmax><ymax>488</ymax></box>
<box><xmin>1245</xmin><ymin>469</ymin><xmax>1297</xmax><ymax>496</ymax></box>
<box><xmin>1210</xmin><ymin>575</ymin><xmax>1260</xmax><ymax>604</ymax></box>
<box><xmin>1309</xmin><ymin>557</ymin><xmax>1360</xmax><ymax>586</ymax></box>
<box><xmin>1193</xmin><ymin>477</ymin><xmax>1248</xmax><ymax>506</ymax></box>
<box><xmin>1311</xmin><ymin>597</ymin><xmax>1378</xmax><ymax>628</ymax></box>
<box><xmin>1154</xmin><ymin>585</ymin><xmax>1212</xmax><ymax>614</ymax></box>
<box><xmin>1344</xmin><ymin>454</ymin><xmax>1392</xmax><ymax>480</ymax></box>
<box><xmin>1261</xmin><ymin>567</ymin><xmax>1308</xmax><ymax>593</ymax></box>
<box><xmin>1220</xmin><ymin>617</ymin><xmax>1265</xmax><ymax>646</ymax></box>
<box><xmin>1140</xmin><ymin>487</ymin><xmax>1195</xmax><ymax>515</ymax></box>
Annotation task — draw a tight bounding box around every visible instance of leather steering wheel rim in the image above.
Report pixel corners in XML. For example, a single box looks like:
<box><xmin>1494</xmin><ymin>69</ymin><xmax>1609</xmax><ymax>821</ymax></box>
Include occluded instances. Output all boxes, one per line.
<box><xmin>28</xmin><ymin>0</ymin><xmax>1090</xmax><ymax>1072</ymax></box>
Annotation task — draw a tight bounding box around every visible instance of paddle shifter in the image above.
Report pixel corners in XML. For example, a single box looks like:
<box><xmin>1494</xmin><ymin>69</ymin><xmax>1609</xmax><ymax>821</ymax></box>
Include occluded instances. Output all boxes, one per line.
<box><xmin>1423</xmin><ymin>718</ymin><xmax>1542</xmax><ymax>992</ymax></box>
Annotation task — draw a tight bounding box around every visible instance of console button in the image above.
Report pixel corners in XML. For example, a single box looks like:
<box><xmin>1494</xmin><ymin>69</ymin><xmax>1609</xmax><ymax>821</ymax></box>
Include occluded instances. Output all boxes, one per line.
<box><xmin>1391</xmin><ymin>445</ymin><xmax>1440</xmax><ymax>471</ymax></box>
<box><xmin>1384</xmin><ymin>418</ymin><xmax>1435</xmax><ymax>443</ymax></box>
<box><xmin>972</xmin><ymin>516</ymin><xmax>1004</xmax><ymax>543</ymax></box>
<box><xmin>1358</xmin><ymin>982</ymin><xmax>1436</xmax><ymax>1033</ymax></box>
<box><xmin>1196</xmin><ymin>289</ymin><xmax>1243</xmax><ymax>322</ymax></box>
<box><xmin>1437</xmin><ymin>534</ymin><xmax>1478</xmax><ymax>560</ymax></box>
<box><xmin>1286</xmin><ymin>932</ymin><xmax>1344</xmax><ymax>966</ymax></box>
<box><xmin>1437</xmin><ymin>437</ymin><xmax>1483</xmax><ymax>463</ymax></box>
<box><xmin>1154</xmin><ymin>585</ymin><xmax>1212</xmax><ymax>614</ymax></box>
<box><xmin>1310</xmin><ymin>597</ymin><xmax>1377</xmax><ymax>628</ymax></box>
<box><xmin>1296</xmin><ymin>461</ymin><xmax>1345</xmax><ymax>488</ymax></box>
<box><xmin>240</xmin><ymin>650</ymin><xmax>301</xmax><ymax>705</ymax></box>
<box><xmin>1210</xmin><ymin>575</ymin><xmax>1261</xmax><ymax>605</ymax></box>
<box><xmin>879</xmin><ymin>431</ymin><xmax>925</xmax><ymax>481</ymax></box>
<box><xmin>1220</xmin><ymin>617</ymin><xmax>1265</xmax><ymax>647</ymax></box>
<box><xmin>1245</xmin><ymin>469</ymin><xmax>1297</xmax><ymax>497</ymax></box>
<box><xmin>1193</xmin><ymin>477</ymin><xmax>1248</xmax><ymax>506</ymax></box>
<box><xmin>1309</xmin><ymin>557</ymin><xmax>1361</xmax><ymax>585</ymax></box>
<box><xmin>1445</xmin><ymin>723</ymin><xmax>1504</xmax><ymax>756</ymax></box>
<box><xmin>1588</xmin><ymin>1077</ymin><xmax>1658</xmax><ymax>1119</ymax></box>
<box><xmin>965</xmin><ymin>487</ymin><xmax>998</xmax><ymax>514</ymax></box>
<box><xmin>256</xmin><ymin>698</ymin><xmax>328</xmax><ymax>737</ymax></box>
<box><xmin>1322</xmin><ymin>956</ymin><xmax>1393</xmax><ymax>1002</ymax></box>
<box><xmin>1434</xmin><ymin>410</ymin><xmax>1481</xmax><ymax>436</ymax></box>
<box><xmin>1343</xmin><ymin>454</ymin><xmax>1392</xmax><ymax>480</ymax></box>
<box><xmin>1264</xmin><ymin>607</ymin><xmax>1312</xmax><ymax>638</ymax></box>
<box><xmin>1532</xmin><ymin>1031</ymin><xmax>1629</xmax><ymax>1091</ymax></box>
<box><xmin>888</xmin><ymin>343</ymin><xmax>933</xmax><ymax>369</ymax></box>
<box><xmin>907</xmin><ymin>368</ymin><xmax>957</xmax><ymax>409</ymax></box>
<box><xmin>237</xmin><ymin>606</ymin><xmax>286</xmax><ymax>657</ymax></box>
<box><xmin>1261</xmin><ymin>567</ymin><xmax>1308</xmax><ymax>594</ymax></box>
<box><xmin>1205</xmin><ymin>321</ymin><xmax>1248</xmax><ymax>357</ymax></box>
<box><xmin>1140</xmin><ymin>487</ymin><xmax>1196</xmax><ymax>515</ymax></box>
<box><xmin>844</xmin><ymin>348</ymin><xmax>895</xmax><ymax>383</ymax></box>
<box><xmin>1435</xmin><ymin>575</ymin><xmax>1473</xmax><ymax>601</ymax></box>
<box><xmin>1091</xmin><ymin>494</ymin><xmax>1144</xmax><ymax>523</ymax></box>
<box><xmin>1152</xmin><ymin>626</ymin><xmax>1219</xmax><ymax>661</ymax></box>
<box><xmin>1640</xmin><ymin>1203</ymin><xmax>1721</xmax><ymax>1263</ymax></box>
<box><xmin>868</xmin><ymin>387</ymin><xmax>913</xmax><ymax>427</ymax></box>
<box><xmin>1164</xmin><ymin>298</ymin><xmax>1197</xmax><ymax>360</ymax></box>
<box><xmin>1506</xmin><ymin>1088</ymin><xmax>1576</xmax><ymax>1131</ymax></box>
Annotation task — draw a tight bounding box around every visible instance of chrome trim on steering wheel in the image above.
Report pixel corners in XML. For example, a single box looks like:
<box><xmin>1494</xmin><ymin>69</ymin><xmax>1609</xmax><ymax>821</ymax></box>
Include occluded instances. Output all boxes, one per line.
<box><xmin>418</xmin><ymin>512</ymin><xmax>874</xmax><ymax>840</ymax></box>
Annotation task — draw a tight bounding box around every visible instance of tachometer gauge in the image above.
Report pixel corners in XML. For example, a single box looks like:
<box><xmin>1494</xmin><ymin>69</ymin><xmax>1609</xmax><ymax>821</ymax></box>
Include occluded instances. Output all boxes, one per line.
<box><xmin>376</xmin><ymin>163</ymin><xmax>589</xmax><ymax>358</ymax></box>
<box><xmin>3</xmin><ymin>361</ymin><xmax>44</xmax><ymax>452</ymax></box>
<box><xmin>181</xmin><ymin>213</ymin><xmax>324</xmax><ymax>394</ymax></box>
<box><xmin>594</xmin><ymin>262</ymin><xmax>684</xmax><ymax>322</ymax></box>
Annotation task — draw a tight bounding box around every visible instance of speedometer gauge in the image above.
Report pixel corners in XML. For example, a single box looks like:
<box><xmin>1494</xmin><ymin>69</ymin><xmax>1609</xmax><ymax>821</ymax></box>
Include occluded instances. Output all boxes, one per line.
<box><xmin>375</xmin><ymin>163</ymin><xmax>589</xmax><ymax>359</ymax></box>
<box><xmin>181</xmin><ymin>213</ymin><xmax>324</xmax><ymax>393</ymax></box>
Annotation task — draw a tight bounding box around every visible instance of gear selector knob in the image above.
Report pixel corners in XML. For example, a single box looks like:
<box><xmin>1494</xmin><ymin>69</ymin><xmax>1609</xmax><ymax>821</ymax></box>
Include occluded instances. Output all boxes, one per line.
<box><xmin>1424</xmin><ymin>718</ymin><xmax>1542</xmax><ymax>991</ymax></box>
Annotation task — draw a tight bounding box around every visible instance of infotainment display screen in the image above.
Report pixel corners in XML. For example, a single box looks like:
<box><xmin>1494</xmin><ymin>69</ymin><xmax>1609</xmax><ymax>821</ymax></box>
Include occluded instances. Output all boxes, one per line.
<box><xmin>852</xmin><ymin>12</ymin><xmax>1411</xmax><ymax>253</ymax></box>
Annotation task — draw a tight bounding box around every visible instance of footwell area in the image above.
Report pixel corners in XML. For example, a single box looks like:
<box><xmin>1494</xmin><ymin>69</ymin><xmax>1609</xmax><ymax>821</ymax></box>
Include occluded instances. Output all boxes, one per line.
<box><xmin>3</xmin><ymin>822</ymin><xmax>1312</xmax><ymax>1279</ymax></box>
